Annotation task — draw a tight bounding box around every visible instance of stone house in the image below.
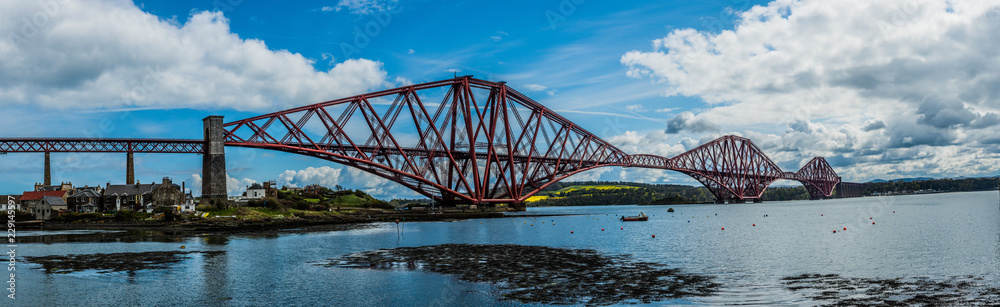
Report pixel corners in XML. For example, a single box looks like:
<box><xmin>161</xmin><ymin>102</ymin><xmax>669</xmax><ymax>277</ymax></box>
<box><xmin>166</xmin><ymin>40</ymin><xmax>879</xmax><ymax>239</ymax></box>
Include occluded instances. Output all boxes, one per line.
<box><xmin>151</xmin><ymin>177</ymin><xmax>184</xmax><ymax>210</ymax></box>
<box><xmin>67</xmin><ymin>186</ymin><xmax>103</xmax><ymax>213</ymax></box>
<box><xmin>34</xmin><ymin>182</ymin><xmax>73</xmax><ymax>192</ymax></box>
<box><xmin>35</xmin><ymin>195</ymin><xmax>68</xmax><ymax>220</ymax></box>
<box><xmin>20</xmin><ymin>190</ymin><xmax>68</xmax><ymax>216</ymax></box>
<box><xmin>103</xmin><ymin>182</ymin><xmax>158</xmax><ymax>213</ymax></box>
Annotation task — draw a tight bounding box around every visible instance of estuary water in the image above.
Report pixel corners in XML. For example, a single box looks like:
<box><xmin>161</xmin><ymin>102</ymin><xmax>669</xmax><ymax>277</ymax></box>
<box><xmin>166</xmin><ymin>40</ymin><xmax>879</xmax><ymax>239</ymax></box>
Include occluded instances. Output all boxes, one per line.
<box><xmin>9</xmin><ymin>191</ymin><xmax>1000</xmax><ymax>306</ymax></box>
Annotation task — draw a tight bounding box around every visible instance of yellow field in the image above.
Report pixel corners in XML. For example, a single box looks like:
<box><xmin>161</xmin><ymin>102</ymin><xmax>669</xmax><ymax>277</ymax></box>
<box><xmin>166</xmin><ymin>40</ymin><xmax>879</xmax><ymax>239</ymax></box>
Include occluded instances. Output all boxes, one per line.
<box><xmin>557</xmin><ymin>185</ymin><xmax>638</xmax><ymax>194</ymax></box>
<box><xmin>525</xmin><ymin>195</ymin><xmax>550</xmax><ymax>202</ymax></box>
<box><xmin>525</xmin><ymin>185</ymin><xmax>638</xmax><ymax>203</ymax></box>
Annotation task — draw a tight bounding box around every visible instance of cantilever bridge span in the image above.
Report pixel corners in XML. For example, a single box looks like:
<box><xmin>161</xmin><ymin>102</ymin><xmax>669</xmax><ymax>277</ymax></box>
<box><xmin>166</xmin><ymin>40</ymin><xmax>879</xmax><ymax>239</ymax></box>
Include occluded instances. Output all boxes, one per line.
<box><xmin>0</xmin><ymin>76</ymin><xmax>844</xmax><ymax>204</ymax></box>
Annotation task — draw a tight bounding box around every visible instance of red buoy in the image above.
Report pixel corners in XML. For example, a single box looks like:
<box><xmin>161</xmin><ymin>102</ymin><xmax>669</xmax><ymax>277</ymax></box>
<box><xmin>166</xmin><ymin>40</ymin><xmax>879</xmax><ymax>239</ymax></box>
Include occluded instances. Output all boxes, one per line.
<box><xmin>721</xmin><ymin>227</ymin><xmax>725</xmax><ymax>230</ymax></box>
<box><xmin>833</xmin><ymin>230</ymin><xmax>837</xmax><ymax>233</ymax></box>
<box><xmin>570</xmin><ymin>231</ymin><xmax>574</xmax><ymax>234</ymax></box>
<box><xmin>601</xmin><ymin>228</ymin><xmax>604</xmax><ymax>231</ymax></box>
<box><xmin>753</xmin><ymin>224</ymin><xmax>755</xmax><ymax>226</ymax></box>
<box><xmin>872</xmin><ymin>222</ymin><xmax>875</xmax><ymax>225</ymax></box>
<box><xmin>843</xmin><ymin>227</ymin><xmax>847</xmax><ymax>230</ymax></box>
<box><xmin>652</xmin><ymin>234</ymin><xmax>656</xmax><ymax>238</ymax></box>
<box><xmin>620</xmin><ymin>227</ymin><xmax>623</xmax><ymax>230</ymax></box>
<box><xmin>870</xmin><ymin>217</ymin><xmax>872</xmax><ymax>219</ymax></box>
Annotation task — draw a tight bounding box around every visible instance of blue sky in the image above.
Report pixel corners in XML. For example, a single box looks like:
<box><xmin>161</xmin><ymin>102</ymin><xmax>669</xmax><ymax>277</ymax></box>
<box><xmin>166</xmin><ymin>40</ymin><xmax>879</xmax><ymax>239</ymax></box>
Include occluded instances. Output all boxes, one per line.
<box><xmin>1</xmin><ymin>0</ymin><xmax>999</xmax><ymax>198</ymax></box>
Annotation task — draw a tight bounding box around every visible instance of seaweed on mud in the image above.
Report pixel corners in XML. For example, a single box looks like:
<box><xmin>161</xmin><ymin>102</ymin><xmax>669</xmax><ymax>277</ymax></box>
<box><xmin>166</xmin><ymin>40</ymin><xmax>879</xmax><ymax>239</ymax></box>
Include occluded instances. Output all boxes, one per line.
<box><xmin>320</xmin><ymin>244</ymin><xmax>719</xmax><ymax>306</ymax></box>
<box><xmin>23</xmin><ymin>250</ymin><xmax>225</xmax><ymax>274</ymax></box>
<box><xmin>781</xmin><ymin>273</ymin><xmax>1000</xmax><ymax>306</ymax></box>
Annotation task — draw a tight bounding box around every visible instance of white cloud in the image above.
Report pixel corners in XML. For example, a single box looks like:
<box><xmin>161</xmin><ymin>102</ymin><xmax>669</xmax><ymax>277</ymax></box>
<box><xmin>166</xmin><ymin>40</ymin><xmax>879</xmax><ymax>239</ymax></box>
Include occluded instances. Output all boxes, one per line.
<box><xmin>407</xmin><ymin>48</ymin><xmax>415</xmax><ymax>54</ymax></box>
<box><xmin>332</xmin><ymin>0</ymin><xmax>399</xmax><ymax>15</ymax></box>
<box><xmin>321</xmin><ymin>6</ymin><xmax>335</xmax><ymax>12</ymax></box>
<box><xmin>0</xmin><ymin>1</ymin><xmax>389</xmax><ymax>111</ymax></box>
<box><xmin>523</xmin><ymin>84</ymin><xmax>548</xmax><ymax>91</ymax></box>
<box><xmin>620</xmin><ymin>0</ymin><xmax>1000</xmax><ymax>181</ymax></box>
<box><xmin>395</xmin><ymin>76</ymin><xmax>413</xmax><ymax>86</ymax></box>
<box><xmin>490</xmin><ymin>31</ymin><xmax>509</xmax><ymax>42</ymax></box>
<box><xmin>187</xmin><ymin>173</ymin><xmax>258</xmax><ymax>197</ymax></box>
<box><xmin>277</xmin><ymin>166</ymin><xmax>342</xmax><ymax>188</ymax></box>
<box><xmin>625</xmin><ymin>104</ymin><xmax>646</xmax><ymax>112</ymax></box>
<box><xmin>227</xmin><ymin>176</ymin><xmax>258</xmax><ymax>196</ymax></box>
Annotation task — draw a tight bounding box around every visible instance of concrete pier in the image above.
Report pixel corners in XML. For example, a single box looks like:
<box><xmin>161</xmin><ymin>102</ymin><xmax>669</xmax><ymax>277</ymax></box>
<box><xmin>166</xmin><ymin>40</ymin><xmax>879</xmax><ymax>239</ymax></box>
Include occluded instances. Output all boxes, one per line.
<box><xmin>44</xmin><ymin>151</ymin><xmax>51</xmax><ymax>186</ymax></box>
<box><xmin>202</xmin><ymin>116</ymin><xmax>227</xmax><ymax>201</ymax></box>
<box><xmin>126</xmin><ymin>151</ymin><xmax>134</xmax><ymax>184</ymax></box>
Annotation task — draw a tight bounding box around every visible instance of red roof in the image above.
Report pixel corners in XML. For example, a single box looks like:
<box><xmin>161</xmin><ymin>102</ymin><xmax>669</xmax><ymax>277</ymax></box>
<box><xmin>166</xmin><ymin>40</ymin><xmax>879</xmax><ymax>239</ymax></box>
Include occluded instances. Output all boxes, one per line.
<box><xmin>21</xmin><ymin>190</ymin><xmax>66</xmax><ymax>201</ymax></box>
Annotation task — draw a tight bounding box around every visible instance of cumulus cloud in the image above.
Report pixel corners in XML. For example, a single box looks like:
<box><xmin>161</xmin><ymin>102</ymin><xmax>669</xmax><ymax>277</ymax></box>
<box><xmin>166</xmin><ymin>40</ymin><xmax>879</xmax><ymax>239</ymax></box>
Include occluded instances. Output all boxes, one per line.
<box><xmin>665</xmin><ymin>112</ymin><xmax>718</xmax><ymax>134</ymax></box>
<box><xmin>0</xmin><ymin>0</ymin><xmax>389</xmax><ymax>111</ymax></box>
<box><xmin>621</xmin><ymin>0</ymin><xmax>1000</xmax><ymax>180</ymax></box>
<box><xmin>227</xmin><ymin>176</ymin><xmax>258</xmax><ymax>196</ymax></box>
<box><xmin>277</xmin><ymin>166</ymin><xmax>342</xmax><ymax>188</ymax></box>
<box><xmin>862</xmin><ymin>119</ymin><xmax>887</xmax><ymax>131</ymax></box>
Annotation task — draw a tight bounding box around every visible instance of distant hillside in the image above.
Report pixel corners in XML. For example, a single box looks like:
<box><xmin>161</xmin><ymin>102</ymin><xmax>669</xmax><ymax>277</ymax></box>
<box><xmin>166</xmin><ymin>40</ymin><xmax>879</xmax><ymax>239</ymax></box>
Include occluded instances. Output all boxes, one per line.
<box><xmin>526</xmin><ymin>181</ymin><xmax>714</xmax><ymax>206</ymax></box>
<box><xmin>868</xmin><ymin>177</ymin><xmax>934</xmax><ymax>183</ymax></box>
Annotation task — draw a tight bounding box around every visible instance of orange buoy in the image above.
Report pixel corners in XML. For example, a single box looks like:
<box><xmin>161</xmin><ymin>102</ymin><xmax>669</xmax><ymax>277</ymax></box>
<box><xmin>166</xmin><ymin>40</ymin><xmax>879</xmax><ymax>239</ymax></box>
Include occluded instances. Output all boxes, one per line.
<box><xmin>652</xmin><ymin>234</ymin><xmax>656</xmax><ymax>238</ymax></box>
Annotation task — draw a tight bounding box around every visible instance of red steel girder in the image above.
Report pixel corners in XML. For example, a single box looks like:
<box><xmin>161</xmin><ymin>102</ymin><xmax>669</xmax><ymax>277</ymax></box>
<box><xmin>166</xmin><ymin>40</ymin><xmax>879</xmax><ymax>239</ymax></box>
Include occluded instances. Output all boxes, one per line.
<box><xmin>794</xmin><ymin>157</ymin><xmax>841</xmax><ymax>199</ymax></box>
<box><xmin>222</xmin><ymin>76</ymin><xmax>841</xmax><ymax>205</ymax></box>
<box><xmin>0</xmin><ymin>138</ymin><xmax>204</xmax><ymax>153</ymax></box>
<box><xmin>223</xmin><ymin>76</ymin><xmax>629</xmax><ymax>204</ymax></box>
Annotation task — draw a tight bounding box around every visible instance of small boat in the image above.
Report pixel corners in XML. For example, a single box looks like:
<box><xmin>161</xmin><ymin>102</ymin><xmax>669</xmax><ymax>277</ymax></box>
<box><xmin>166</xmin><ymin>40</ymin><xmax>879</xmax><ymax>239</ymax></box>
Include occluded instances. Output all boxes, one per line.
<box><xmin>620</xmin><ymin>212</ymin><xmax>648</xmax><ymax>221</ymax></box>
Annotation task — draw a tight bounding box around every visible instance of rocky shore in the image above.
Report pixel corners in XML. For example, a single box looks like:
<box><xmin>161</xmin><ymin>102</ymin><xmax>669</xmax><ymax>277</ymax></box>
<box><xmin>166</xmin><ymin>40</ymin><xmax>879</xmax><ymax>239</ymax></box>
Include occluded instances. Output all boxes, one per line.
<box><xmin>17</xmin><ymin>210</ymin><xmax>507</xmax><ymax>236</ymax></box>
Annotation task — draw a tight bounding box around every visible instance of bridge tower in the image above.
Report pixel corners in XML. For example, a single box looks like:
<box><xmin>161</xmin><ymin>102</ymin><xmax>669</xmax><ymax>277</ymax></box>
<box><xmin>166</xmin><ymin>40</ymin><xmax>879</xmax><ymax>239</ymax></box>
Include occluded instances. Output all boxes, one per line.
<box><xmin>202</xmin><ymin>116</ymin><xmax>227</xmax><ymax>201</ymax></box>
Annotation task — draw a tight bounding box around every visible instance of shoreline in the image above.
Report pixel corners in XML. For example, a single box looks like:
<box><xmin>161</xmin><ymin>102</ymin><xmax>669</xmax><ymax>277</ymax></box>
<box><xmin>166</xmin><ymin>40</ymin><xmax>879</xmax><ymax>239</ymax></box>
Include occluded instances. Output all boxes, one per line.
<box><xmin>15</xmin><ymin>211</ymin><xmax>509</xmax><ymax>237</ymax></box>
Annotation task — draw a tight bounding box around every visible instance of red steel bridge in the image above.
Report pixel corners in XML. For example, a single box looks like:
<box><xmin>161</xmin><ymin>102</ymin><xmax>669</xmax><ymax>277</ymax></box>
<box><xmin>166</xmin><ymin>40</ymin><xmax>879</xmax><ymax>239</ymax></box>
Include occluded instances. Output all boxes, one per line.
<box><xmin>0</xmin><ymin>76</ymin><xmax>849</xmax><ymax>204</ymax></box>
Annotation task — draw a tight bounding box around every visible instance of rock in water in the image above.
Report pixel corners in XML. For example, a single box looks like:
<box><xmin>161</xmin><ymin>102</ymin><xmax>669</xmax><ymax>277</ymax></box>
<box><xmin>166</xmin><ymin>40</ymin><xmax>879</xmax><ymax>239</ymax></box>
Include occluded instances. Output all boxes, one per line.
<box><xmin>322</xmin><ymin>244</ymin><xmax>718</xmax><ymax>305</ymax></box>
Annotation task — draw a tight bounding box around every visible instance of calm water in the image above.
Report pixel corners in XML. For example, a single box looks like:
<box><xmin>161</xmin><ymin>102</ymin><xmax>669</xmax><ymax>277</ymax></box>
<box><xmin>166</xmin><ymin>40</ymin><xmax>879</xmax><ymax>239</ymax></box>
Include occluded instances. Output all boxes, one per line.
<box><xmin>9</xmin><ymin>191</ymin><xmax>1000</xmax><ymax>306</ymax></box>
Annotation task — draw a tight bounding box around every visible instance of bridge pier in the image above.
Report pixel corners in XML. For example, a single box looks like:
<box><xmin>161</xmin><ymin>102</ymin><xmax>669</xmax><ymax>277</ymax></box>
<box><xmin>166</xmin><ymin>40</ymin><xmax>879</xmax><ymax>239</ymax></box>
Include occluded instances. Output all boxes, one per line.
<box><xmin>126</xmin><ymin>151</ymin><xmax>134</xmax><ymax>184</ymax></box>
<box><xmin>44</xmin><ymin>151</ymin><xmax>51</xmax><ymax>186</ymax></box>
<box><xmin>202</xmin><ymin>116</ymin><xmax>227</xmax><ymax>202</ymax></box>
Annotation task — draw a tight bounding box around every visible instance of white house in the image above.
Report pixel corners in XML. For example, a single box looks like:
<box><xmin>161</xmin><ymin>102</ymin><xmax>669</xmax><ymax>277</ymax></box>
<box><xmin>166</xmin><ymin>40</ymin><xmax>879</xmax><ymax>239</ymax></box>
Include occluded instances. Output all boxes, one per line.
<box><xmin>245</xmin><ymin>183</ymin><xmax>266</xmax><ymax>199</ymax></box>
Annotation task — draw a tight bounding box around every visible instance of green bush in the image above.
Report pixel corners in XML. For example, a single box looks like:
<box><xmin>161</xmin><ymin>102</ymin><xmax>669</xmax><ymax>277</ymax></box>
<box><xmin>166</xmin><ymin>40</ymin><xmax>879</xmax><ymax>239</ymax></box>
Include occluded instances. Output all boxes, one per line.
<box><xmin>13</xmin><ymin>211</ymin><xmax>35</xmax><ymax>222</ymax></box>
<box><xmin>197</xmin><ymin>204</ymin><xmax>219</xmax><ymax>212</ymax></box>
<box><xmin>113</xmin><ymin>210</ymin><xmax>149</xmax><ymax>222</ymax></box>
<box><xmin>51</xmin><ymin>212</ymin><xmax>106</xmax><ymax>223</ymax></box>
